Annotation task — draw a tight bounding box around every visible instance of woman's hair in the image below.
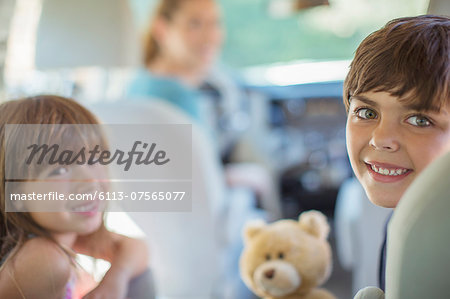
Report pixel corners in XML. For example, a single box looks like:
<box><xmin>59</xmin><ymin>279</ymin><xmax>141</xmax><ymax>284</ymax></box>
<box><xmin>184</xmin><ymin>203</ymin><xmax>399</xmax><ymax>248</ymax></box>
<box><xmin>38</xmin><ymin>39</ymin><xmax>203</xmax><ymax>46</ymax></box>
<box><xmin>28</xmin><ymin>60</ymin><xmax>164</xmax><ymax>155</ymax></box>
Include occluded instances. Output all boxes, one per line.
<box><xmin>343</xmin><ymin>15</ymin><xmax>450</xmax><ymax>112</ymax></box>
<box><xmin>142</xmin><ymin>0</ymin><xmax>186</xmax><ymax>66</ymax></box>
<box><xmin>0</xmin><ymin>95</ymin><xmax>102</xmax><ymax>268</ymax></box>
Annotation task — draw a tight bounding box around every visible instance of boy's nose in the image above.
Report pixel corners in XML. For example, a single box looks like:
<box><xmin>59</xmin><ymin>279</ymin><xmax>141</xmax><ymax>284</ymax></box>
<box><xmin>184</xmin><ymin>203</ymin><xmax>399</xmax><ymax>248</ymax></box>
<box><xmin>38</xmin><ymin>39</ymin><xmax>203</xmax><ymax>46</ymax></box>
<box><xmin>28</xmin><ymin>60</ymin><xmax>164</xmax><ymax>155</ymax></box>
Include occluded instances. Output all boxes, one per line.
<box><xmin>369</xmin><ymin>121</ymin><xmax>400</xmax><ymax>152</ymax></box>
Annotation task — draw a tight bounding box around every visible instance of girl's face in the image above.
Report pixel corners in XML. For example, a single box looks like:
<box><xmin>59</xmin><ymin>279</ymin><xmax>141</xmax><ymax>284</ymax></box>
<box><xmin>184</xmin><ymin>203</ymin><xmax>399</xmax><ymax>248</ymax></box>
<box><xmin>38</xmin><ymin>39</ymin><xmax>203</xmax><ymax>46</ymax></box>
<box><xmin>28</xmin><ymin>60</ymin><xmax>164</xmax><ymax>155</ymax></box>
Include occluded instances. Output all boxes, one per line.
<box><xmin>157</xmin><ymin>0</ymin><xmax>223</xmax><ymax>71</ymax></box>
<box><xmin>346</xmin><ymin>91</ymin><xmax>450</xmax><ymax>208</ymax></box>
<box><xmin>24</xmin><ymin>164</ymin><xmax>106</xmax><ymax>240</ymax></box>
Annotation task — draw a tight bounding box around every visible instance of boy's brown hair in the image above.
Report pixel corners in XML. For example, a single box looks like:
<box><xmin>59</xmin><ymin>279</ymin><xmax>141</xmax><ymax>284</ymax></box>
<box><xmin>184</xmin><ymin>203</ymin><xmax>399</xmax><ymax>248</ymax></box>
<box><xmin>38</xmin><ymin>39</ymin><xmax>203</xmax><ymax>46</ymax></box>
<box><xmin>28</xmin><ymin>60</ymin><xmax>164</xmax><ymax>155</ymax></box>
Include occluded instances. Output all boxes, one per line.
<box><xmin>344</xmin><ymin>15</ymin><xmax>449</xmax><ymax>112</ymax></box>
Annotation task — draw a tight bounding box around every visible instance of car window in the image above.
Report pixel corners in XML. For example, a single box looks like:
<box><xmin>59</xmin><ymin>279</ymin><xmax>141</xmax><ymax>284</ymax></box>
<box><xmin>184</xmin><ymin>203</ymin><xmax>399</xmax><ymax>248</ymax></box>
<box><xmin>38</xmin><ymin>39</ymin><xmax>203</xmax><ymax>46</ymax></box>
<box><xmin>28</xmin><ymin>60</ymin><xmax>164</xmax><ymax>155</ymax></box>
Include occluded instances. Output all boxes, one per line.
<box><xmin>221</xmin><ymin>0</ymin><xmax>429</xmax><ymax>67</ymax></box>
<box><xmin>129</xmin><ymin>0</ymin><xmax>429</xmax><ymax>68</ymax></box>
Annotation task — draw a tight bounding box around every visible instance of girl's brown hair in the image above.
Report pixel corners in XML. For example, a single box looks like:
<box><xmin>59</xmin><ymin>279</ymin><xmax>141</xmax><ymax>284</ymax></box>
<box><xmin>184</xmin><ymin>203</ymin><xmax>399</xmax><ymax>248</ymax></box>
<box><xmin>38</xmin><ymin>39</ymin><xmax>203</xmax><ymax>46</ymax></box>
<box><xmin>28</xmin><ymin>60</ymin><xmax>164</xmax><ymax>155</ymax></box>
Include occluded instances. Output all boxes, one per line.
<box><xmin>343</xmin><ymin>15</ymin><xmax>450</xmax><ymax>112</ymax></box>
<box><xmin>142</xmin><ymin>0</ymin><xmax>185</xmax><ymax>66</ymax></box>
<box><xmin>0</xmin><ymin>95</ymin><xmax>102</xmax><ymax>268</ymax></box>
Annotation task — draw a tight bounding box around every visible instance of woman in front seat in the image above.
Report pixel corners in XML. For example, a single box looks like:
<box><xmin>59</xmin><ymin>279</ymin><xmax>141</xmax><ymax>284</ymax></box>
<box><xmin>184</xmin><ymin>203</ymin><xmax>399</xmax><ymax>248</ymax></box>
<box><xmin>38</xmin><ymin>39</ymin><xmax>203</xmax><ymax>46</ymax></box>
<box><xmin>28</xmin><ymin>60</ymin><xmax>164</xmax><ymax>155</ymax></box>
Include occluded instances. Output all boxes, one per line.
<box><xmin>127</xmin><ymin>0</ymin><xmax>224</xmax><ymax>125</ymax></box>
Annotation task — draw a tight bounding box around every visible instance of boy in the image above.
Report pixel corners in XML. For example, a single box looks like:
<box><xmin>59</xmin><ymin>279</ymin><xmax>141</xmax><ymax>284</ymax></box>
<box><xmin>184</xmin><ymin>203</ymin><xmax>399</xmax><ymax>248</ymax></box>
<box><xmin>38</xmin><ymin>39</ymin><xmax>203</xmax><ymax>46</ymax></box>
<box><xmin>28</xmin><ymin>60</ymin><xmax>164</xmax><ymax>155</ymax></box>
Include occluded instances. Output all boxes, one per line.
<box><xmin>343</xmin><ymin>15</ymin><xmax>449</xmax><ymax>290</ymax></box>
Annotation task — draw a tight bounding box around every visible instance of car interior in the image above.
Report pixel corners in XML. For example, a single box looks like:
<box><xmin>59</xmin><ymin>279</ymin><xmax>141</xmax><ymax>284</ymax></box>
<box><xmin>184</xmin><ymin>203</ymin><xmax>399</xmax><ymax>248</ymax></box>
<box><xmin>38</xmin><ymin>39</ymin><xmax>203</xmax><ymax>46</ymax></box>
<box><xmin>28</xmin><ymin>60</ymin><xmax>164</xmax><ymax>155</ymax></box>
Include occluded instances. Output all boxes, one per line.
<box><xmin>0</xmin><ymin>0</ymin><xmax>448</xmax><ymax>298</ymax></box>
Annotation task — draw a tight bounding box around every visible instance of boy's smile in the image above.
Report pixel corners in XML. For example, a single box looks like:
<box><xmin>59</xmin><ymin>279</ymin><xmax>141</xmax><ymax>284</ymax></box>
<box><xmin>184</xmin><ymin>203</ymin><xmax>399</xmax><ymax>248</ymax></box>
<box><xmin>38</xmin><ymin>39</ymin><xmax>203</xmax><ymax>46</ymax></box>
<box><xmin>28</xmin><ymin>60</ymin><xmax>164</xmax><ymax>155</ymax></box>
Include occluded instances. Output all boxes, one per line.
<box><xmin>364</xmin><ymin>161</ymin><xmax>412</xmax><ymax>183</ymax></box>
<box><xmin>346</xmin><ymin>91</ymin><xmax>450</xmax><ymax>208</ymax></box>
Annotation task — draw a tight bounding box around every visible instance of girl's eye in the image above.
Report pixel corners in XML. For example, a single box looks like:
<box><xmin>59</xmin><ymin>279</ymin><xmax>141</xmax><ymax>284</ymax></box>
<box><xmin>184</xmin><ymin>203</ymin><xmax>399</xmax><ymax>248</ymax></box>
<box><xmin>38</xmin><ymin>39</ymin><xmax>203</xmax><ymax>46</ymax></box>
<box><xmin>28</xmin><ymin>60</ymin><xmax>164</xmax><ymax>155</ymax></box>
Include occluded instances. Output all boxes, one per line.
<box><xmin>406</xmin><ymin>115</ymin><xmax>432</xmax><ymax>127</ymax></box>
<box><xmin>48</xmin><ymin>166</ymin><xmax>69</xmax><ymax>177</ymax></box>
<box><xmin>355</xmin><ymin>108</ymin><xmax>377</xmax><ymax>120</ymax></box>
<box><xmin>265</xmin><ymin>254</ymin><xmax>271</xmax><ymax>261</ymax></box>
<box><xmin>278</xmin><ymin>252</ymin><xmax>284</xmax><ymax>259</ymax></box>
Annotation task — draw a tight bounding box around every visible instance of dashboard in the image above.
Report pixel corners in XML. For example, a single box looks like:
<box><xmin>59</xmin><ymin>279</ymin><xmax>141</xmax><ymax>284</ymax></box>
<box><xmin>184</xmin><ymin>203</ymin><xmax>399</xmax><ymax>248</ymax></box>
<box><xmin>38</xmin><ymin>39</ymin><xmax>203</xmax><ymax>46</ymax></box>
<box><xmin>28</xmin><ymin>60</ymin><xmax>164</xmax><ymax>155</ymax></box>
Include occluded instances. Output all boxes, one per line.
<box><xmin>246</xmin><ymin>80</ymin><xmax>352</xmax><ymax>218</ymax></box>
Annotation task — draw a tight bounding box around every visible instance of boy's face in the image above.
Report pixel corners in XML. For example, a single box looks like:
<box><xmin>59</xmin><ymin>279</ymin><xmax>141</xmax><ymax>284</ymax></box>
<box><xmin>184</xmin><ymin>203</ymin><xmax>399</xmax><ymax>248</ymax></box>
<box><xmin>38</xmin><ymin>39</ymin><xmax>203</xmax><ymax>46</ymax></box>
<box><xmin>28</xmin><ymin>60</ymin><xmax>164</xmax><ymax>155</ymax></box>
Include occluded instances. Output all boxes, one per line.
<box><xmin>346</xmin><ymin>90</ymin><xmax>450</xmax><ymax>208</ymax></box>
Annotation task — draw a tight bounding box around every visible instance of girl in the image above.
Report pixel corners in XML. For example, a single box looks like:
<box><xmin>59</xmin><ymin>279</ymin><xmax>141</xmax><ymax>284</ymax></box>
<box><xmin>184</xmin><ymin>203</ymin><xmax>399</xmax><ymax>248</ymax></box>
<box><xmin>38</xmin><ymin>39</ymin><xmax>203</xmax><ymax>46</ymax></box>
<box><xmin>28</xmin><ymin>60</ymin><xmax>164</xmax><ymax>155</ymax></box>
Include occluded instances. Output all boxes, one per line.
<box><xmin>0</xmin><ymin>95</ymin><xmax>149</xmax><ymax>299</ymax></box>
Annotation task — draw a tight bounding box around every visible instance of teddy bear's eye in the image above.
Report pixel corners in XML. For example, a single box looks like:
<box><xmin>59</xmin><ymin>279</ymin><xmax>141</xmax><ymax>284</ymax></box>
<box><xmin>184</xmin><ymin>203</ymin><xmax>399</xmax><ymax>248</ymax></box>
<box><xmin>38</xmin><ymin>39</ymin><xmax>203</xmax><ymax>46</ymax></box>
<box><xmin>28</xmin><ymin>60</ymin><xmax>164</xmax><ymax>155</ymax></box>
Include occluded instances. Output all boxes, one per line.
<box><xmin>265</xmin><ymin>253</ymin><xmax>271</xmax><ymax>261</ymax></box>
<box><xmin>278</xmin><ymin>252</ymin><xmax>284</xmax><ymax>259</ymax></box>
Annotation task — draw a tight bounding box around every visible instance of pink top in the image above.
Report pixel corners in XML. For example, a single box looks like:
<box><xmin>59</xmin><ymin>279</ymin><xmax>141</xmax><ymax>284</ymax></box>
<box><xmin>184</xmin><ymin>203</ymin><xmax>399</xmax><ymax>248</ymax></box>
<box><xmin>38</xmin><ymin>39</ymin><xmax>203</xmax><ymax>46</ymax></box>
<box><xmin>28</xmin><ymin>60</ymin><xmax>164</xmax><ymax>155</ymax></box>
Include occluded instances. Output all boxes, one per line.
<box><xmin>64</xmin><ymin>273</ymin><xmax>76</xmax><ymax>299</ymax></box>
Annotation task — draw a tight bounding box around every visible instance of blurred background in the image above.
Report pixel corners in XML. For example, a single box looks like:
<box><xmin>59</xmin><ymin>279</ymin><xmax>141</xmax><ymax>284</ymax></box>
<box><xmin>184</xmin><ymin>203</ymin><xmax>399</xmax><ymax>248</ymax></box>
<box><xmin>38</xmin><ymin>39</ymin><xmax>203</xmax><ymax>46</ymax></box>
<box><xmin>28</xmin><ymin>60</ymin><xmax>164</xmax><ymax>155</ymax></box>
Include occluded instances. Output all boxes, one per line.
<box><xmin>1</xmin><ymin>0</ymin><xmax>430</xmax><ymax>99</ymax></box>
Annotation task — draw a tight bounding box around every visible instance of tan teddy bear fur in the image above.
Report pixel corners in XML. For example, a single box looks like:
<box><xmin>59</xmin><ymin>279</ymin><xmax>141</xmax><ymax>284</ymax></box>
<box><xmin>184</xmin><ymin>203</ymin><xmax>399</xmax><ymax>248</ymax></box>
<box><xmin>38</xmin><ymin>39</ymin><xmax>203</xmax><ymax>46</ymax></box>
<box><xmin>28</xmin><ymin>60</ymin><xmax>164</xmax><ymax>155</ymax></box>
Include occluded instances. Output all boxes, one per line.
<box><xmin>240</xmin><ymin>210</ymin><xmax>336</xmax><ymax>299</ymax></box>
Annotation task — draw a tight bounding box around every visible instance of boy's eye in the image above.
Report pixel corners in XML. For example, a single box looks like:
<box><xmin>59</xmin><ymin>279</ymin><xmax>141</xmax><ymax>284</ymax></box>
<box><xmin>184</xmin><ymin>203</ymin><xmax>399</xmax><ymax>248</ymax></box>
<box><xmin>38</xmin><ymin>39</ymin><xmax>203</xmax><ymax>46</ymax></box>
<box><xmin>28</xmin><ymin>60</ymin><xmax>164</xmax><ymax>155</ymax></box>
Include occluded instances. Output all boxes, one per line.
<box><xmin>356</xmin><ymin>108</ymin><xmax>377</xmax><ymax>120</ymax></box>
<box><xmin>406</xmin><ymin>115</ymin><xmax>431</xmax><ymax>127</ymax></box>
<box><xmin>48</xmin><ymin>166</ymin><xmax>69</xmax><ymax>177</ymax></box>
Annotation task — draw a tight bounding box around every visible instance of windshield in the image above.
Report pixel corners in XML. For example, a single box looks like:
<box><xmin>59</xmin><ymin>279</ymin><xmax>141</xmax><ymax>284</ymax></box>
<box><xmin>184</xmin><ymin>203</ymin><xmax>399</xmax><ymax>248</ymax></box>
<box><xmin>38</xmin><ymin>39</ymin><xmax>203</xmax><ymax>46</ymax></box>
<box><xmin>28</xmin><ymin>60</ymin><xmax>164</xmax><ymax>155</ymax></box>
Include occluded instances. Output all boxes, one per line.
<box><xmin>221</xmin><ymin>0</ymin><xmax>429</xmax><ymax>67</ymax></box>
<box><xmin>129</xmin><ymin>0</ymin><xmax>429</xmax><ymax>68</ymax></box>
<box><xmin>2</xmin><ymin>0</ymin><xmax>431</xmax><ymax>100</ymax></box>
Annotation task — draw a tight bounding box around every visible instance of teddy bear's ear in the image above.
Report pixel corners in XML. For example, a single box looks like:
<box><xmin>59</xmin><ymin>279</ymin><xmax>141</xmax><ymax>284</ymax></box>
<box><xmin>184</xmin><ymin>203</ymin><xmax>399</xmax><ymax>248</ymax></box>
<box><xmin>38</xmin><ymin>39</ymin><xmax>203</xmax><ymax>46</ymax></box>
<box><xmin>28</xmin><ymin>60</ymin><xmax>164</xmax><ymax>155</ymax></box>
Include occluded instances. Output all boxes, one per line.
<box><xmin>243</xmin><ymin>219</ymin><xmax>266</xmax><ymax>243</ymax></box>
<box><xmin>298</xmin><ymin>210</ymin><xmax>330</xmax><ymax>240</ymax></box>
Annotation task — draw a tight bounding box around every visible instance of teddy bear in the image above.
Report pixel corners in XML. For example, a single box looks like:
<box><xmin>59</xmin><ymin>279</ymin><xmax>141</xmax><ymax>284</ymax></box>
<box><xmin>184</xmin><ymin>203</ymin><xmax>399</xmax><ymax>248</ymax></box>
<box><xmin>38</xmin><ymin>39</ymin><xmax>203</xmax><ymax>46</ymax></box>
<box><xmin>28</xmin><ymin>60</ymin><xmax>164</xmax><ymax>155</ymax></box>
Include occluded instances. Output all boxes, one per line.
<box><xmin>239</xmin><ymin>210</ymin><xmax>336</xmax><ymax>299</ymax></box>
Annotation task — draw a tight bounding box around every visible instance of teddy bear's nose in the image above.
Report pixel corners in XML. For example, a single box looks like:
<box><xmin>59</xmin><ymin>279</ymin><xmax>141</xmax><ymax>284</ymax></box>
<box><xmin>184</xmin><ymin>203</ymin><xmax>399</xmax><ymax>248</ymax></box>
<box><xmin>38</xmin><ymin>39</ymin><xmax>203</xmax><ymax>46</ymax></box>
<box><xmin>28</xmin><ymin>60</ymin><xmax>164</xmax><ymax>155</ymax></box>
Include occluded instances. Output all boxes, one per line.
<box><xmin>264</xmin><ymin>269</ymin><xmax>275</xmax><ymax>279</ymax></box>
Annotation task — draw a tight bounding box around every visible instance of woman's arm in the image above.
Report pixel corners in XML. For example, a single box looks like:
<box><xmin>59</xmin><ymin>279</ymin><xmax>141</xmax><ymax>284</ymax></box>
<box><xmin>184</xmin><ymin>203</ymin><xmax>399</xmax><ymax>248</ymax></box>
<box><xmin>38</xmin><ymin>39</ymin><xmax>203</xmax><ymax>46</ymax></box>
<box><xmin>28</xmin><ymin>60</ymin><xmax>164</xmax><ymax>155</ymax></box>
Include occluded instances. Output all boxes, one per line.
<box><xmin>73</xmin><ymin>225</ymin><xmax>149</xmax><ymax>299</ymax></box>
<box><xmin>0</xmin><ymin>237</ymin><xmax>72</xmax><ymax>299</ymax></box>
